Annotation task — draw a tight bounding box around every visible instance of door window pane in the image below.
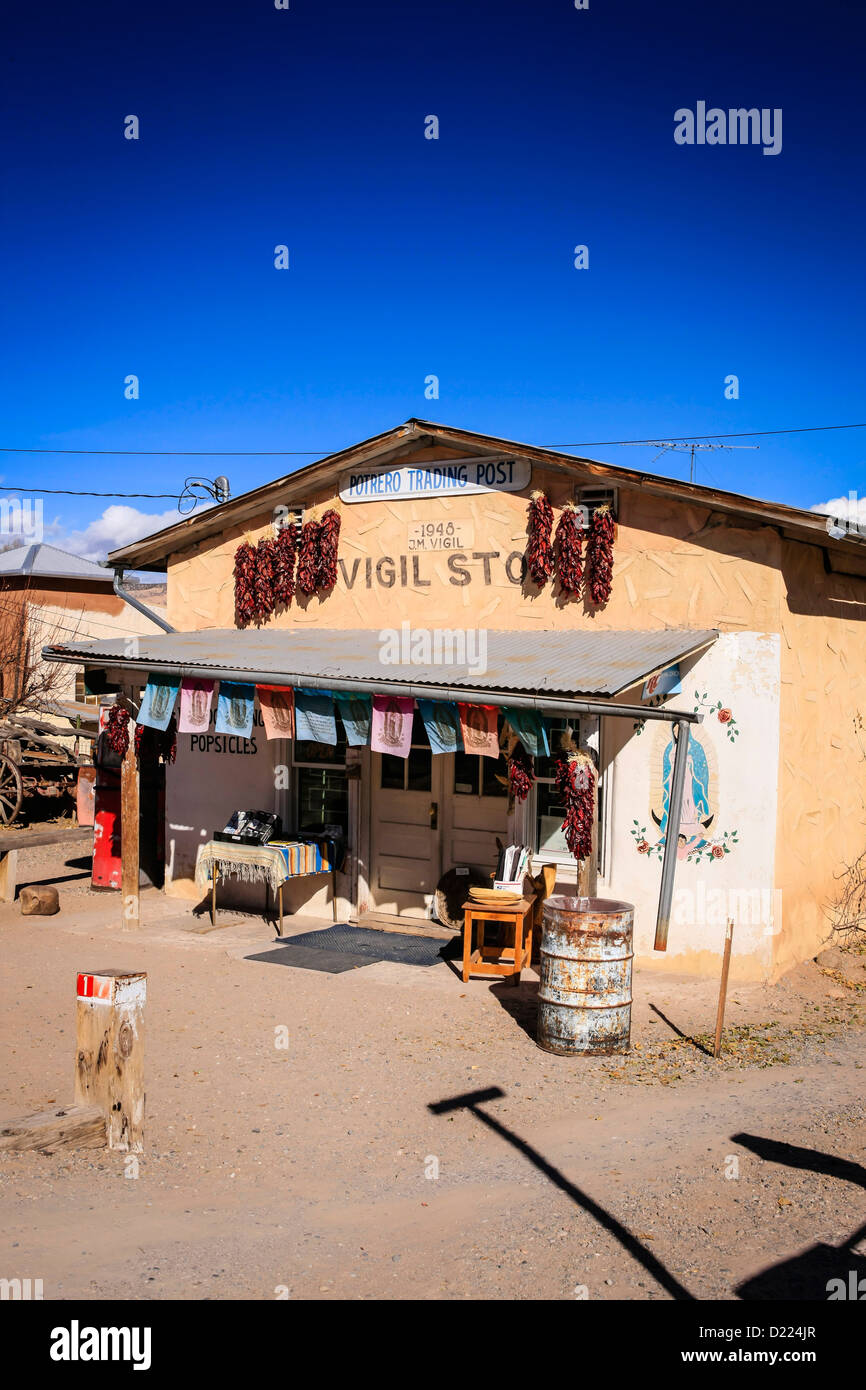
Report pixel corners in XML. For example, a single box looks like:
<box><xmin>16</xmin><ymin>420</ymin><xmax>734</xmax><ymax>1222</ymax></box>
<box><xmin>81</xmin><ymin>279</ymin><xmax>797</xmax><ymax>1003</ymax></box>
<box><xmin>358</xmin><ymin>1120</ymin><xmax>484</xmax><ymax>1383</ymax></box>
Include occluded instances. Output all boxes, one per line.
<box><xmin>406</xmin><ymin>746</ymin><xmax>432</xmax><ymax>791</ymax></box>
<box><xmin>380</xmin><ymin>754</ymin><xmax>405</xmax><ymax>790</ymax></box>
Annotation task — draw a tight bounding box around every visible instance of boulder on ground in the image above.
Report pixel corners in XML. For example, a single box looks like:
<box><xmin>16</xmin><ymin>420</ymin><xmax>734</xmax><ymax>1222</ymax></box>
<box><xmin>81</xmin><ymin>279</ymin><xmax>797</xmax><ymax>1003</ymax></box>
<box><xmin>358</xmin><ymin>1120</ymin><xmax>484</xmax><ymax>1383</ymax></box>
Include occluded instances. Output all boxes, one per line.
<box><xmin>19</xmin><ymin>884</ymin><xmax>60</xmax><ymax>917</ymax></box>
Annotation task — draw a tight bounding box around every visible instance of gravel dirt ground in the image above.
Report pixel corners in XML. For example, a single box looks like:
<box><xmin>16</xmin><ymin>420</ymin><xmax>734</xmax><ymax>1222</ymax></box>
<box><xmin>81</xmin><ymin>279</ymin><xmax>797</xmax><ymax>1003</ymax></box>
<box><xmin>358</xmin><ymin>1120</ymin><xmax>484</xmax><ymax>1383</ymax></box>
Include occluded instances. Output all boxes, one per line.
<box><xmin>1</xmin><ymin>840</ymin><xmax>864</xmax><ymax>1302</ymax></box>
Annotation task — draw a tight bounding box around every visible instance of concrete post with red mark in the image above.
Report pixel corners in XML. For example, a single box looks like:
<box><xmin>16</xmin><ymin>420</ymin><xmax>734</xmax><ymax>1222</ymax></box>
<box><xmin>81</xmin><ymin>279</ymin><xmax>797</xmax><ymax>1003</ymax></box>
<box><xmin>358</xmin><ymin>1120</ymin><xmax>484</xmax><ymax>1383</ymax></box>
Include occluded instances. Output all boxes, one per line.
<box><xmin>74</xmin><ymin>970</ymin><xmax>146</xmax><ymax>1152</ymax></box>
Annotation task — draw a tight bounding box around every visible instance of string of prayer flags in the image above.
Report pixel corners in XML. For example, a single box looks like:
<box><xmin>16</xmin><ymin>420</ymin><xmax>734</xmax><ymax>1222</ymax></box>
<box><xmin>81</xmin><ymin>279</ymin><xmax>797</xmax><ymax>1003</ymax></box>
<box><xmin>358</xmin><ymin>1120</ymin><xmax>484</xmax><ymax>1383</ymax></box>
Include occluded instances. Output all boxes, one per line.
<box><xmin>371</xmin><ymin>694</ymin><xmax>414</xmax><ymax>758</ymax></box>
<box><xmin>457</xmin><ymin>702</ymin><xmax>499</xmax><ymax>758</ymax></box>
<box><xmin>294</xmin><ymin>688</ymin><xmax>337</xmax><ymax>745</ymax></box>
<box><xmin>137</xmin><ymin>673</ymin><xmax>180</xmax><ymax>731</ymax></box>
<box><xmin>257</xmin><ymin>685</ymin><xmax>295</xmax><ymax>740</ymax></box>
<box><xmin>215</xmin><ymin>681</ymin><xmax>255</xmax><ymax>739</ymax></box>
<box><xmin>502</xmin><ymin>707</ymin><xmax>549</xmax><ymax>758</ymax></box>
<box><xmin>177</xmin><ymin>677</ymin><xmax>215</xmax><ymax>734</ymax></box>
<box><xmin>418</xmin><ymin>699</ymin><xmax>463</xmax><ymax>755</ymax></box>
<box><xmin>334</xmin><ymin>692</ymin><xmax>372</xmax><ymax>747</ymax></box>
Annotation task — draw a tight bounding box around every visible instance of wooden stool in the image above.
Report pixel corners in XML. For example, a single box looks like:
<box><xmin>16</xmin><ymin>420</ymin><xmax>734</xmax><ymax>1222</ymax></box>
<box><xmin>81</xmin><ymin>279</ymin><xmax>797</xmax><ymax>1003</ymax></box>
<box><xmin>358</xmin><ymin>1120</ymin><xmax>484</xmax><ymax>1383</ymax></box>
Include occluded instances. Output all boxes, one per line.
<box><xmin>461</xmin><ymin>897</ymin><xmax>534</xmax><ymax>985</ymax></box>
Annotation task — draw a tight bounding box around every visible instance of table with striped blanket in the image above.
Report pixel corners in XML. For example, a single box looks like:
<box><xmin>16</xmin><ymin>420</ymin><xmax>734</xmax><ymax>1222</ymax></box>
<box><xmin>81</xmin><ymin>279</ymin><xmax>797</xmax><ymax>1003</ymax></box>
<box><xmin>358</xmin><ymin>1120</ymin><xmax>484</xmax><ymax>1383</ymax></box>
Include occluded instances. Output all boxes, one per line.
<box><xmin>196</xmin><ymin>837</ymin><xmax>342</xmax><ymax>931</ymax></box>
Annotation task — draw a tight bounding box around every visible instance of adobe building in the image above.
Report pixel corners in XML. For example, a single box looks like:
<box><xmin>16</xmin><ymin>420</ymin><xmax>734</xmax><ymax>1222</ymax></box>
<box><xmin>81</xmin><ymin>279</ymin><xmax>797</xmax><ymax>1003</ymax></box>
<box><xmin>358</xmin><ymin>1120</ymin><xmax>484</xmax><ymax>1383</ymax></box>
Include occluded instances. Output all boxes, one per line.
<box><xmin>44</xmin><ymin>420</ymin><xmax>866</xmax><ymax>981</ymax></box>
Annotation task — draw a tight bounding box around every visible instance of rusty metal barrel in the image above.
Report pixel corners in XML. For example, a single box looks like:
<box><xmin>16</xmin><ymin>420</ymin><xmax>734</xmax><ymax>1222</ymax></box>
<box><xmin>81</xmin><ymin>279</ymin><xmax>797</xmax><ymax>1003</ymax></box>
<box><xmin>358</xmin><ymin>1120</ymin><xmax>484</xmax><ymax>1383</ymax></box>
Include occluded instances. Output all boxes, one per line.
<box><xmin>537</xmin><ymin>896</ymin><xmax>635</xmax><ymax>1056</ymax></box>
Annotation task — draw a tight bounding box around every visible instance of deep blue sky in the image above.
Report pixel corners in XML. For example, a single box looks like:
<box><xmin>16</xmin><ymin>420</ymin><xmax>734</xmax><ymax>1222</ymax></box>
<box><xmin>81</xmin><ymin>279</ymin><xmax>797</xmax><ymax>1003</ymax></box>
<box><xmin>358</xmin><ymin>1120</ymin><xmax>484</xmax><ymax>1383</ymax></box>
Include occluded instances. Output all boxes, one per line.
<box><xmin>2</xmin><ymin>0</ymin><xmax>864</xmax><ymax>556</ymax></box>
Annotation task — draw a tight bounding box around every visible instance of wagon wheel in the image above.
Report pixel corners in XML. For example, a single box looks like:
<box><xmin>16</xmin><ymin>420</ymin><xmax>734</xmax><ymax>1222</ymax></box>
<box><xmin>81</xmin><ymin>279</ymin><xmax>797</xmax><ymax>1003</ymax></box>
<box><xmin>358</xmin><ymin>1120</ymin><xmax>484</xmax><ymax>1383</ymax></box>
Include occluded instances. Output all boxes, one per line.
<box><xmin>0</xmin><ymin>753</ymin><xmax>23</xmax><ymax>826</ymax></box>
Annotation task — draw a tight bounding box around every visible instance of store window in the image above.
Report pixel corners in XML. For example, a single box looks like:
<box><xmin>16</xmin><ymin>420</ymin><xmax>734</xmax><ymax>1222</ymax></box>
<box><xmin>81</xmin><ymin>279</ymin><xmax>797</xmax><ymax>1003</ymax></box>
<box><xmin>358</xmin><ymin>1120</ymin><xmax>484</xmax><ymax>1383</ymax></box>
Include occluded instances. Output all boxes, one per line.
<box><xmin>531</xmin><ymin>715</ymin><xmax>600</xmax><ymax>862</ymax></box>
<box><xmin>380</xmin><ymin>711</ymin><xmax>431</xmax><ymax>792</ymax></box>
<box><xmin>293</xmin><ymin>727</ymin><xmax>349</xmax><ymax>833</ymax></box>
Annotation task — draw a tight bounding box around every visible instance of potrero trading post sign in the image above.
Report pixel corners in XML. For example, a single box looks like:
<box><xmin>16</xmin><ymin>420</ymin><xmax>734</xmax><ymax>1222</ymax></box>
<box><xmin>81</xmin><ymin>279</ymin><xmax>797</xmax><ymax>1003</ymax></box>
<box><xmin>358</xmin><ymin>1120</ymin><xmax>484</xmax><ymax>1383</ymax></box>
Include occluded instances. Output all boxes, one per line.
<box><xmin>339</xmin><ymin>455</ymin><xmax>531</xmax><ymax>502</ymax></box>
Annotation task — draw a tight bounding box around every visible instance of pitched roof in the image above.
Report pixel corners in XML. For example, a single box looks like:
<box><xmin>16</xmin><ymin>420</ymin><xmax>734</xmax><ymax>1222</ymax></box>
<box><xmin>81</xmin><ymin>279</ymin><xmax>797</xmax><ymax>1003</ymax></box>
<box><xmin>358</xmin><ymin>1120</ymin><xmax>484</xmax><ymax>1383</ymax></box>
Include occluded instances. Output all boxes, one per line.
<box><xmin>0</xmin><ymin>543</ymin><xmax>114</xmax><ymax>584</ymax></box>
<box><xmin>105</xmin><ymin>417</ymin><xmax>866</xmax><ymax>574</ymax></box>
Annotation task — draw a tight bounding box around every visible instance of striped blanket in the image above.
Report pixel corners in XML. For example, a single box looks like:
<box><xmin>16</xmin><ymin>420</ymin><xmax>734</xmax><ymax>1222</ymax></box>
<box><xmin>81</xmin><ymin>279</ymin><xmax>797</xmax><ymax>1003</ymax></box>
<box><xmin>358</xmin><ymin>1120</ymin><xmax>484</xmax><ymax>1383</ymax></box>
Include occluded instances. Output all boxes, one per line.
<box><xmin>195</xmin><ymin>841</ymin><xmax>289</xmax><ymax>894</ymax></box>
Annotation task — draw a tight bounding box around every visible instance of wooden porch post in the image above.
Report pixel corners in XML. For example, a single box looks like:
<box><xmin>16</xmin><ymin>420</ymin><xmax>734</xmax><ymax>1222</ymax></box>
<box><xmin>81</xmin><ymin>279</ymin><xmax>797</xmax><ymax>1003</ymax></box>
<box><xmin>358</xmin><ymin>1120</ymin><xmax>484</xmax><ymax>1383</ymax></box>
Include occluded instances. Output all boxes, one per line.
<box><xmin>120</xmin><ymin>728</ymin><xmax>139</xmax><ymax>931</ymax></box>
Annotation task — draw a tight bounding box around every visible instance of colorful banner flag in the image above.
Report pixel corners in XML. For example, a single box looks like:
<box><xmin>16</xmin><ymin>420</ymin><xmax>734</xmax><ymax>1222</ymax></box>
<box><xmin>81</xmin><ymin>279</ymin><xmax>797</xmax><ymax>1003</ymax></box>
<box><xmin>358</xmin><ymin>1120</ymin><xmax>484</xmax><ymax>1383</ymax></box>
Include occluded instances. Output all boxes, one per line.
<box><xmin>294</xmin><ymin>688</ymin><xmax>337</xmax><ymax>745</ymax></box>
<box><xmin>371</xmin><ymin>694</ymin><xmax>414</xmax><ymax>758</ymax></box>
<box><xmin>457</xmin><ymin>702</ymin><xmax>499</xmax><ymax>758</ymax></box>
<box><xmin>215</xmin><ymin>681</ymin><xmax>255</xmax><ymax>739</ymax></box>
<box><xmin>257</xmin><ymin>685</ymin><xmax>295</xmax><ymax>740</ymax></box>
<box><xmin>177</xmin><ymin>677</ymin><xmax>215</xmax><ymax>734</ymax></box>
<box><xmin>137</xmin><ymin>673</ymin><xmax>180</xmax><ymax>731</ymax></box>
<box><xmin>335</xmin><ymin>692</ymin><xmax>372</xmax><ymax>747</ymax></box>
<box><xmin>502</xmin><ymin>707</ymin><xmax>549</xmax><ymax>757</ymax></box>
<box><xmin>418</xmin><ymin>699</ymin><xmax>462</xmax><ymax>754</ymax></box>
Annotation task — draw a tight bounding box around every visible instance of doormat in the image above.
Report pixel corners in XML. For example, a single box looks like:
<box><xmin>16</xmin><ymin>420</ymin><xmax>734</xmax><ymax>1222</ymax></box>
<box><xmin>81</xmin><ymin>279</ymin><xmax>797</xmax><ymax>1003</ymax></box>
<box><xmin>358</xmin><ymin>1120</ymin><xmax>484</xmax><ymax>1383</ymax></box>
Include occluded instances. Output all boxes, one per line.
<box><xmin>245</xmin><ymin>923</ymin><xmax>456</xmax><ymax>974</ymax></box>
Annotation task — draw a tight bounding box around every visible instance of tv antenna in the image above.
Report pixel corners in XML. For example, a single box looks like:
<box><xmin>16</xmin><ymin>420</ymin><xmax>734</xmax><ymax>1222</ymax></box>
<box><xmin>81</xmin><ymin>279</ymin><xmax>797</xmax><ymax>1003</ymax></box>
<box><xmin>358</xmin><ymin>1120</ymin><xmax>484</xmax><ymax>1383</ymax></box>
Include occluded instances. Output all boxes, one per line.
<box><xmin>622</xmin><ymin>439</ymin><xmax>760</xmax><ymax>484</ymax></box>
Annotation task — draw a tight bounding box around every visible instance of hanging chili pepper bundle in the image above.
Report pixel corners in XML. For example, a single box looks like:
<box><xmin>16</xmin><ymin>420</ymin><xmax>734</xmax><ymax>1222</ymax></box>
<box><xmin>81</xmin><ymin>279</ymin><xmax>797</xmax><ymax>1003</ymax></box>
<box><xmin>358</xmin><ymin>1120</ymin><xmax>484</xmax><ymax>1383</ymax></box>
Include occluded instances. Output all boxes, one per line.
<box><xmin>508</xmin><ymin>742</ymin><xmax>535</xmax><ymax>802</ymax></box>
<box><xmin>233</xmin><ymin>540</ymin><xmax>257</xmax><ymax>628</ymax></box>
<box><xmin>161</xmin><ymin>714</ymin><xmax>177</xmax><ymax>765</ymax></box>
<box><xmin>554</xmin><ymin>501</ymin><xmax>583</xmax><ymax>597</ymax></box>
<box><xmin>316</xmin><ymin>508</ymin><xmax>341</xmax><ymax>590</ymax></box>
<box><xmin>105</xmin><ymin>705</ymin><xmax>130</xmax><ymax>758</ymax></box>
<box><xmin>254</xmin><ymin>536</ymin><xmax>276</xmax><ymax>622</ymax></box>
<box><xmin>272</xmin><ymin>522</ymin><xmax>297</xmax><ymax>605</ymax></box>
<box><xmin>296</xmin><ymin>519</ymin><xmax>321</xmax><ymax>596</ymax></box>
<box><xmin>526</xmin><ymin>490</ymin><xmax>554</xmax><ymax>586</ymax></box>
<box><xmin>555</xmin><ymin>752</ymin><xmax>595</xmax><ymax>861</ymax></box>
<box><xmin>586</xmin><ymin>503</ymin><xmax>615</xmax><ymax>605</ymax></box>
<box><xmin>134</xmin><ymin>722</ymin><xmax>144</xmax><ymax>759</ymax></box>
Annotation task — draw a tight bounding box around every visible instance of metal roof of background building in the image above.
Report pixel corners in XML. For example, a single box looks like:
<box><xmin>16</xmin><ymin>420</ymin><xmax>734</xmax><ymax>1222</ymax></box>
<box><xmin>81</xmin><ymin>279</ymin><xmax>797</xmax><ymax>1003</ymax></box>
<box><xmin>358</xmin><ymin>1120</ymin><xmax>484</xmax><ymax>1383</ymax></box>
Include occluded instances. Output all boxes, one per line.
<box><xmin>0</xmin><ymin>543</ymin><xmax>114</xmax><ymax>583</ymax></box>
<box><xmin>43</xmin><ymin>626</ymin><xmax>717</xmax><ymax>698</ymax></box>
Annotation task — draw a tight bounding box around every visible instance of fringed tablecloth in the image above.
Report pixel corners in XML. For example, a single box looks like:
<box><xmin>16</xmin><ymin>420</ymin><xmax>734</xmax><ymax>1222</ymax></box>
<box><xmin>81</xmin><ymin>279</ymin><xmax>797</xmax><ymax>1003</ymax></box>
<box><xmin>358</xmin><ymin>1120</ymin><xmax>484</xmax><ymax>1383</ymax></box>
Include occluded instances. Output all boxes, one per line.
<box><xmin>195</xmin><ymin>841</ymin><xmax>289</xmax><ymax>894</ymax></box>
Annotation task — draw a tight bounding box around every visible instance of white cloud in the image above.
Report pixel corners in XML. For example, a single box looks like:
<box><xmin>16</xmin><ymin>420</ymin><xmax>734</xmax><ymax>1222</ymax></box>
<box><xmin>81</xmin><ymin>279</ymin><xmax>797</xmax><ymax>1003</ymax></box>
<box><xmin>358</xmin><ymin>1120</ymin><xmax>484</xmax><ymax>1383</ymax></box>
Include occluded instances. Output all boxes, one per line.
<box><xmin>810</xmin><ymin>492</ymin><xmax>866</xmax><ymax>528</ymax></box>
<box><xmin>60</xmin><ymin>502</ymin><xmax>212</xmax><ymax>562</ymax></box>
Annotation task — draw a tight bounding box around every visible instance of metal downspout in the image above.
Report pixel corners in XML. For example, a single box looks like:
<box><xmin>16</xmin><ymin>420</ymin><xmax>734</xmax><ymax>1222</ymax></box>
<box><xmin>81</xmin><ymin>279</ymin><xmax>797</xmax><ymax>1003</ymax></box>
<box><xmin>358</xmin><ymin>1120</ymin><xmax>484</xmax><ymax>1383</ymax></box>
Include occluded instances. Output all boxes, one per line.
<box><xmin>111</xmin><ymin>570</ymin><xmax>176</xmax><ymax>634</ymax></box>
<box><xmin>653</xmin><ymin>717</ymin><xmax>691</xmax><ymax>951</ymax></box>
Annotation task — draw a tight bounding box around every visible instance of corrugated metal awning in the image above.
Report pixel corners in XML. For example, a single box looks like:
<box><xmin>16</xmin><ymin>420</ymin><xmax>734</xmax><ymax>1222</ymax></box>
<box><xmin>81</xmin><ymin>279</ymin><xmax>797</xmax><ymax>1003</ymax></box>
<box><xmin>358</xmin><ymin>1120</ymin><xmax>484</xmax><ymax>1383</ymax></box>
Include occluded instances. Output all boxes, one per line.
<box><xmin>43</xmin><ymin>626</ymin><xmax>716</xmax><ymax>699</ymax></box>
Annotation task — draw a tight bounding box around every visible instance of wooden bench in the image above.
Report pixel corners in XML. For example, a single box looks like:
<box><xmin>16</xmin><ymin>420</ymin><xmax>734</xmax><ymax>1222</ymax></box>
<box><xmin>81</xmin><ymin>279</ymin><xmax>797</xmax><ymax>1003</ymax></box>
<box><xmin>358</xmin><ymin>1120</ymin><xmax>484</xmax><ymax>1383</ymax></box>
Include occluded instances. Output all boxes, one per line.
<box><xmin>0</xmin><ymin>826</ymin><xmax>91</xmax><ymax>903</ymax></box>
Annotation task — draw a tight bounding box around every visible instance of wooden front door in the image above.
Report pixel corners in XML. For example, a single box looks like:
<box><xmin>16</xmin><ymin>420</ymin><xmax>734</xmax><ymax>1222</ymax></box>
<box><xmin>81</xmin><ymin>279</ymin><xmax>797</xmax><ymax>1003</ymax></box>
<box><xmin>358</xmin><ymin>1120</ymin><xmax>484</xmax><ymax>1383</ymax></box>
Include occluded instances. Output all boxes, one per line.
<box><xmin>370</xmin><ymin>712</ymin><xmax>443</xmax><ymax>917</ymax></box>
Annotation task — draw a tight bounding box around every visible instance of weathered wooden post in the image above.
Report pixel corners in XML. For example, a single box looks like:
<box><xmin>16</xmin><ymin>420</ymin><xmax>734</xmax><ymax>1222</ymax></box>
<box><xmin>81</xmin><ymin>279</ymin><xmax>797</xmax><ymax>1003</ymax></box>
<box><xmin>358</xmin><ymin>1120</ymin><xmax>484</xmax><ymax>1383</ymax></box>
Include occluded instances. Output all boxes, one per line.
<box><xmin>120</xmin><ymin>732</ymin><xmax>140</xmax><ymax>931</ymax></box>
<box><xmin>0</xmin><ymin>848</ymin><xmax>18</xmax><ymax>903</ymax></box>
<box><xmin>74</xmin><ymin>970</ymin><xmax>146</xmax><ymax>1152</ymax></box>
<box><xmin>713</xmin><ymin>920</ymin><xmax>734</xmax><ymax>1059</ymax></box>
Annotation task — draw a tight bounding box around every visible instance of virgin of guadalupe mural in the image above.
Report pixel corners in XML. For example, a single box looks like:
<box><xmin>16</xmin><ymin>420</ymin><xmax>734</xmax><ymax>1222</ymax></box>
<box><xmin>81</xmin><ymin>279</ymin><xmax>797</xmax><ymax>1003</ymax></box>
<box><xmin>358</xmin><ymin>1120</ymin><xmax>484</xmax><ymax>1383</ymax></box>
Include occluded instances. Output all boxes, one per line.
<box><xmin>652</xmin><ymin>723</ymin><xmax>715</xmax><ymax>858</ymax></box>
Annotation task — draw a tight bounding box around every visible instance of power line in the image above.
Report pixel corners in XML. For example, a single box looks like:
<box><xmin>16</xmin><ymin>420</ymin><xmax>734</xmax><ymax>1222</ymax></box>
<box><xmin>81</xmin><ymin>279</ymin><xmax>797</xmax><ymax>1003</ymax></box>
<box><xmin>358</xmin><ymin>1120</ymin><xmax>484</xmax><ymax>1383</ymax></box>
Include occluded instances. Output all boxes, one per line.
<box><xmin>546</xmin><ymin>422</ymin><xmax>866</xmax><ymax>447</ymax></box>
<box><xmin>1</xmin><ymin>420</ymin><xmax>865</xmax><ymax>458</ymax></box>
<box><xmin>0</xmin><ymin>420</ymin><xmax>863</xmax><ymax>500</ymax></box>
<box><xmin>0</xmin><ymin>487</ymin><xmax>182</xmax><ymax>497</ymax></box>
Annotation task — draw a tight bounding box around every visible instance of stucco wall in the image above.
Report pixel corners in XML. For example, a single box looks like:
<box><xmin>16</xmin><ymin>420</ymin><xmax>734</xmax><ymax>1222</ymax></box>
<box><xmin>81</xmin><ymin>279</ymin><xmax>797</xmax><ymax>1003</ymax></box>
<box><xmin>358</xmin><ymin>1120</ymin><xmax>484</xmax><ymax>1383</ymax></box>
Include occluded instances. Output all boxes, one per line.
<box><xmin>773</xmin><ymin>541</ymin><xmax>866</xmax><ymax>974</ymax></box>
<box><xmin>601</xmin><ymin>632</ymin><xmax>782</xmax><ymax>981</ymax></box>
<box><xmin>166</xmin><ymin>446</ymin><xmax>782</xmax><ymax>637</ymax></box>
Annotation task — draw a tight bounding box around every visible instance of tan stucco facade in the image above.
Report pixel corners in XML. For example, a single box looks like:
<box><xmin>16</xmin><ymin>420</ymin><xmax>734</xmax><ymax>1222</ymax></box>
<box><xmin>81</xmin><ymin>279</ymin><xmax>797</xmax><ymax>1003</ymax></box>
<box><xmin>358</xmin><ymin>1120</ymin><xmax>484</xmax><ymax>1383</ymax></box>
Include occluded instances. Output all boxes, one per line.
<box><xmin>157</xmin><ymin>444</ymin><xmax>866</xmax><ymax>980</ymax></box>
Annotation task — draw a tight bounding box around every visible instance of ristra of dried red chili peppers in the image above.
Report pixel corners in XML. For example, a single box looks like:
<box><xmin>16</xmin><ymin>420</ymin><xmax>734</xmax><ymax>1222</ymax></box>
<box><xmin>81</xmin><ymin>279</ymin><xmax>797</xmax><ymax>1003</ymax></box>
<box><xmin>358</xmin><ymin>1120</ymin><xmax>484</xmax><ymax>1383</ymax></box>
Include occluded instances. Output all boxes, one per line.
<box><xmin>508</xmin><ymin>742</ymin><xmax>535</xmax><ymax>802</ymax></box>
<box><xmin>254</xmin><ymin>536</ymin><xmax>277</xmax><ymax>622</ymax></box>
<box><xmin>134</xmin><ymin>715</ymin><xmax>177</xmax><ymax>765</ymax></box>
<box><xmin>233</xmin><ymin>540</ymin><xmax>257</xmax><ymax>628</ymax></box>
<box><xmin>162</xmin><ymin>714</ymin><xmax>177</xmax><ymax>765</ymax></box>
<box><xmin>554</xmin><ymin>501</ymin><xmax>583</xmax><ymax>597</ymax></box>
<box><xmin>273</xmin><ymin>523</ymin><xmax>297</xmax><ymax>606</ymax></box>
<box><xmin>316</xmin><ymin>508</ymin><xmax>341</xmax><ymax>591</ymax></box>
<box><xmin>296</xmin><ymin>519</ymin><xmax>321</xmax><ymax>596</ymax></box>
<box><xmin>555</xmin><ymin>751</ymin><xmax>595</xmax><ymax>860</ymax></box>
<box><xmin>586</xmin><ymin>503</ymin><xmax>615</xmax><ymax>605</ymax></box>
<box><xmin>526</xmin><ymin>490</ymin><xmax>554</xmax><ymax>586</ymax></box>
<box><xmin>105</xmin><ymin>705</ymin><xmax>130</xmax><ymax>758</ymax></box>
